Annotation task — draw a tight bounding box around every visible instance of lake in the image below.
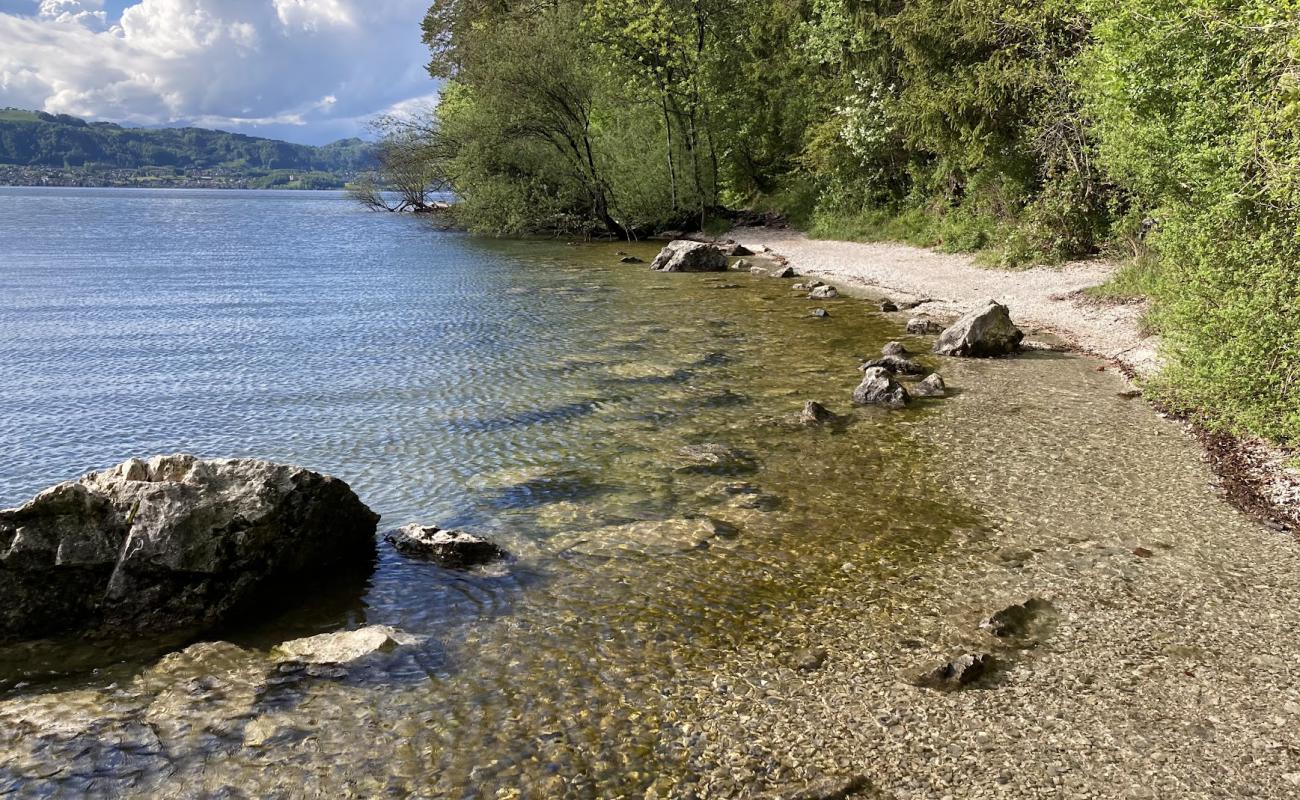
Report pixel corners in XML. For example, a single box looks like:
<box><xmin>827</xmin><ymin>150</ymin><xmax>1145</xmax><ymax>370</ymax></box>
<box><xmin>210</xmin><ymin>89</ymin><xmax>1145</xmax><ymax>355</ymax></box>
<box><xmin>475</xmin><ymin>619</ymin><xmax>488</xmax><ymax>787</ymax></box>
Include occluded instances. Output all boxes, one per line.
<box><xmin>1</xmin><ymin>188</ymin><xmax>1295</xmax><ymax>798</ymax></box>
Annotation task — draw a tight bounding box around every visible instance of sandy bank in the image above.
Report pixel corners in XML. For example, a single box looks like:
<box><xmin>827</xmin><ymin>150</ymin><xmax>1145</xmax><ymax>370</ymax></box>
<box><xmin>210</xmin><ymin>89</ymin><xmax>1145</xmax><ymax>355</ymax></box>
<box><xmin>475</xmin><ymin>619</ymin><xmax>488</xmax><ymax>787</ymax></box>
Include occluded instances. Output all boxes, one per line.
<box><xmin>733</xmin><ymin>226</ymin><xmax>1161</xmax><ymax>377</ymax></box>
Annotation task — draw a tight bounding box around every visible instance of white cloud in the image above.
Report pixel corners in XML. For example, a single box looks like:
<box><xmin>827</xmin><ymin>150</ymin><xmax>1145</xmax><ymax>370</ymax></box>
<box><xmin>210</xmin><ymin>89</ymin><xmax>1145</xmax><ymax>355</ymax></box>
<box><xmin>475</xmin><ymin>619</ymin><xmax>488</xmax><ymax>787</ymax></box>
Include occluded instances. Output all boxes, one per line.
<box><xmin>0</xmin><ymin>0</ymin><xmax>436</xmax><ymax>143</ymax></box>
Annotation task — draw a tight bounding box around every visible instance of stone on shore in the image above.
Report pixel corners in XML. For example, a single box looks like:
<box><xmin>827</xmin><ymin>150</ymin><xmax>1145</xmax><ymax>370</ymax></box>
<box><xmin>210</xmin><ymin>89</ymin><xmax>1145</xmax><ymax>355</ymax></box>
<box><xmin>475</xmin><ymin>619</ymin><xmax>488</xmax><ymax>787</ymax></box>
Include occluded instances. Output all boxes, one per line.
<box><xmin>0</xmin><ymin>454</ymin><xmax>379</xmax><ymax>642</ymax></box>
<box><xmin>384</xmin><ymin>524</ymin><xmax>509</xmax><ymax>569</ymax></box>
<box><xmin>808</xmin><ymin>285</ymin><xmax>839</xmax><ymax>300</ymax></box>
<box><xmin>933</xmin><ymin>300</ymin><xmax>1024</xmax><ymax>357</ymax></box>
<box><xmin>852</xmin><ymin>366</ymin><xmax>910</xmax><ymax>409</ymax></box>
<box><xmin>770</xmin><ymin>265</ymin><xmax>797</xmax><ymax>279</ymax></box>
<box><xmin>912</xmin><ymin>373</ymin><xmax>947</xmax><ymax>398</ymax></box>
<box><xmin>907</xmin><ymin>317</ymin><xmax>943</xmax><ymax>334</ymax></box>
<box><xmin>649</xmin><ymin>240</ymin><xmax>728</xmax><ymax>272</ymax></box>
<box><xmin>273</xmin><ymin>625</ymin><xmax>419</xmax><ymax>664</ymax></box>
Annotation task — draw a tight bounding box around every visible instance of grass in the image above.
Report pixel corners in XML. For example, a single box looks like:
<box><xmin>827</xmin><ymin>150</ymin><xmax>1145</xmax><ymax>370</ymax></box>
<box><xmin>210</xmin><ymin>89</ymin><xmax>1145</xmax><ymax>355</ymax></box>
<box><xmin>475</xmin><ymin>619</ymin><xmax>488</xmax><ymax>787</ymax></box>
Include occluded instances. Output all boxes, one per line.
<box><xmin>1084</xmin><ymin>251</ymin><xmax>1163</xmax><ymax>301</ymax></box>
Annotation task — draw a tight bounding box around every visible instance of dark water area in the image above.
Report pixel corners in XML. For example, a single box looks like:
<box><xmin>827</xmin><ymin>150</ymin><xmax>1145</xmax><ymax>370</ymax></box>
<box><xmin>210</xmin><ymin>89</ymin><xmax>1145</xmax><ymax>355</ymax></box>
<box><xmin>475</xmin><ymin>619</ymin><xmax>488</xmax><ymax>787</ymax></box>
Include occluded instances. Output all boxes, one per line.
<box><xmin>0</xmin><ymin>188</ymin><xmax>1007</xmax><ymax>794</ymax></box>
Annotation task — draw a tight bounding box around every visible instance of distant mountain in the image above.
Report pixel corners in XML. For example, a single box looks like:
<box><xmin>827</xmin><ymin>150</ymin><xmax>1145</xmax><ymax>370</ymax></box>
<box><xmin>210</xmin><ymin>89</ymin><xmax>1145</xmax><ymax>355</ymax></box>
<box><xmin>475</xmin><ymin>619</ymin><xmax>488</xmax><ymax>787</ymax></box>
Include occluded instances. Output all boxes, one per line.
<box><xmin>0</xmin><ymin>108</ymin><xmax>377</xmax><ymax>189</ymax></box>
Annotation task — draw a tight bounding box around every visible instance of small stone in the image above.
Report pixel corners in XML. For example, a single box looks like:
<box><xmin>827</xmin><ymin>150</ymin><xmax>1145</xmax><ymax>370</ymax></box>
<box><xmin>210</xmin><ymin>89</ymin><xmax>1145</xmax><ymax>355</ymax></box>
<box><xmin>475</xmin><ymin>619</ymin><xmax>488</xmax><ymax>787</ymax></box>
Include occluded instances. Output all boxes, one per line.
<box><xmin>770</xmin><ymin>265</ymin><xmax>797</xmax><ymax>278</ymax></box>
<box><xmin>619</xmin><ymin>256</ymin><xmax>644</xmax><ymax>264</ymax></box>
<box><xmin>915</xmin><ymin>653</ymin><xmax>993</xmax><ymax>689</ymax></box>
<box><xmin>1132</xmin><ymin>547</ymin><xmax>1154</xmax><ymax>558</ymax></box>
<box><xmin>879</xmin><ymin>299</ymin><xmax>898</xmax><ymax>312</ymax></box>
<box><xmin>881</xmin><ymin>341</ymin><xmax>909</xmax><ymax>356</ymax></box>
<box><xmin>793</xmin><ymin>648</ymin><xmax>829</xmax><ymax>672</ymax></box>
<box><xmin>980</xmin><ymin>598</ymin><xmax>1056</xmax><ymax>640</ymax></box>
<box><xmin>386</xmin><ymin>524</ymin><xmax>509</xmax><ymax>568</ymax></box>
<box><xmin>906</xmin><ymin>317</ymin><xmax>943</xmax><ymax>334</ymax></box>
<box><xmin>798</xmin><ymin>401</ymin><xmax>836</xmax><ymax>425</ymax></box>
<box><xmin>852</xmin><ymin>366</ymin><xmax>909</xmax><ymax>409</ymax></box>
<box><xmin>808</xmin><ymin>285</ymin><xmax>839</xmax><ymax>300</ymax></box>
<box><xmin>912</xmin><ymin>373</ymin><xmax>946</xmax><ymax>398</ymax></box>
<box><xmin>750</xmin><ymin>265</ymin><xmax>769</xmax><ymax>276</ymax></box>
<box><xmin>810</xmin><ymin>308</ymin><xmax>831</xmax><ymax>318</ymax></box>
<box><xmin>861</xmin><ymin>355</ymin><xmax>926</xmax><ymax>376</ymax></box>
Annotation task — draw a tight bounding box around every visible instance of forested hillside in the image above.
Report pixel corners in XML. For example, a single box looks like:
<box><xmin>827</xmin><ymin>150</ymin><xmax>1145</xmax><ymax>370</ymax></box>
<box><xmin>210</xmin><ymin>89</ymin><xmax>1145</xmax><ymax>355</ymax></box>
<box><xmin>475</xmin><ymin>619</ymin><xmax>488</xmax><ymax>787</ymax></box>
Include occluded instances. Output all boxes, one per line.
<box><xmin>411</xmin><ymin>0</ymin><xmax>1299</xmax><ymax>445</ymax></box>
<box><xmin>0</xmin><ymin>109</ymin><xmax>374</xmax><ymax>175</ymax></box>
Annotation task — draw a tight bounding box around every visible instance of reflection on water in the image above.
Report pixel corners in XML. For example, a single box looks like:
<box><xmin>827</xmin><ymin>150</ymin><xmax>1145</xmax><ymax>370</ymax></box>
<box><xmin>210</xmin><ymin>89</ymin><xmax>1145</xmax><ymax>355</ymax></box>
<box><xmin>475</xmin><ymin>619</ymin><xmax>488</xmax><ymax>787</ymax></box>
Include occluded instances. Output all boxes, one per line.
<box><xmin>0</xmin><ymin>188</ymin><xmax>1222</xmax><ymax>796</ymax></box>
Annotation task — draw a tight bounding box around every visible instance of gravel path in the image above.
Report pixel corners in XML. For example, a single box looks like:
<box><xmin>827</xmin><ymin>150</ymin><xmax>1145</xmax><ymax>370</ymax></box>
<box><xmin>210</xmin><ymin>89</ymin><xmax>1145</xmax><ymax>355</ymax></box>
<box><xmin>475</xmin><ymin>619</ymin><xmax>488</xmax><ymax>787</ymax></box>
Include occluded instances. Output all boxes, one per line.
<box><xmin>733</xmin><ymin>227</ymin><xmax>1161</xmax><ymax>377</ymax></box>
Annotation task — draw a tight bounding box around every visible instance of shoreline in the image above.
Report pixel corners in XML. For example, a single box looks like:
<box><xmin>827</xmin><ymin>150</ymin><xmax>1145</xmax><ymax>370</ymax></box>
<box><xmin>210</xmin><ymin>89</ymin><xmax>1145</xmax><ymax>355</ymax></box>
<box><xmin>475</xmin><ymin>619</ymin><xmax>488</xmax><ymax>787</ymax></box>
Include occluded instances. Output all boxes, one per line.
<box><xmin>731</xmin><ymin>225</ymin><xmax>1299</xmax><ymax>538</ymax></box>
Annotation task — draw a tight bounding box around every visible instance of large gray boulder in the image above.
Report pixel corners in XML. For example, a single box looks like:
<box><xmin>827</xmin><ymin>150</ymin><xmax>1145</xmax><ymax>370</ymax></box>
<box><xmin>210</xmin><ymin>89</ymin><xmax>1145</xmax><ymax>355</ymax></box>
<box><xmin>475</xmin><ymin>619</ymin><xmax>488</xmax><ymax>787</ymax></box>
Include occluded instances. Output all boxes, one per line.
<box><xmin>852</xmin><ymin>366</ymin><xmax>910</xmax><ymax>409</ymax></box>
<box><xmin>0</xmin><ymin>454</ymin><xmax>379</xmax><ymax>641</ymax></box>
<box><xmin>649</xmin><ymin>240</ymin><xmax>728</xmax><ymax>272</ymax></box>
<box><xmin>933</xmin><ymin>300</ymin><xmax>1024</xmax><ymax>357</ymax></box>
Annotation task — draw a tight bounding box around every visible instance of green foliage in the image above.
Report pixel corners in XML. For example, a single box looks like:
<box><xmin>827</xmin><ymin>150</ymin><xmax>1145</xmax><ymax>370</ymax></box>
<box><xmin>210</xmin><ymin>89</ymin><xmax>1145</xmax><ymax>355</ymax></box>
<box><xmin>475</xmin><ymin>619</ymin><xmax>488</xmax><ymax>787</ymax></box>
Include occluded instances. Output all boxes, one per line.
<box><xmin>414</xmin><ymin>0</ymin><xmax>1300</xmax><ymax>442</ymax></box>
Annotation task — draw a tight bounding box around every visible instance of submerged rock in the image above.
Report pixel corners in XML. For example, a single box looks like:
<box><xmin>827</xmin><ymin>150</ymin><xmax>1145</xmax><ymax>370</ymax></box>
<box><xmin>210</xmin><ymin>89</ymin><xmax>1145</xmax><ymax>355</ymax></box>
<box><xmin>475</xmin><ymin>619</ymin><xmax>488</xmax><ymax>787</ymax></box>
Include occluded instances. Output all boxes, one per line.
<box><xmin>852</xmin><ymin>366</ymin><xmax>910</xmax><ymax>409</ymax></box>
<box><xmin>808</xmin><ymin>285</ymin><xmax>839</xmax><ymax>300</ymax></box>
<box><xmin>861</xmin><ymin>354</ymin><xmax>927</xmax><ymax>376</ymax></box>
<box><xmin>274</xmin><ymin>625</ymin><xmax>419</xmax><ymax>665</ymax></box>
<box><xmin>810</xmin><ymin>308</ymin><xmax>831</xmax><ymax>318</ymax></box>
<box><xmin>881</xmin><ymin>341</ymin><xmax>909</xmax><ymax>356</ymax></box>
<box><xmin>912</xmin><ymin>373</ymin><xmax>947</xmax><ymax>398</ymax></box>
<box><xmin>649</xmin><ymin>240</ymin><xmax>728</xmax><ymax>272</ymax></box>
<box><xmin>980</xmin><ymin>597</ymin><xmax>1057</xmax><ymax>641</ymax></box>
<box><xmin>933</xmin><ymin>300</ymin><xmax>1024</xmax><ymax>357</ymax></box>
<box><xmin>0</xmin><ymin>454</ymin><xmax>378</xmax><ymax>642</ymax></box>
<box><xmin>674</xmin><ymin>444</ymin><xmax>758</xmax><ymax>475</ymax></box>
<box><xmin>915</xmin><ymin>652</ymin><xmax>993</xmax><ymax>689</ymax></box>
<box><xmin>749</xmin><ymin>265</ymin><xmax>769</xmax><ymax>276</ymax></box>
<box><xmin>551</xmin><ymin>517</ymin><xmax>738</xmax><ymax>558</ymax></box>
<box><xmin>385</xmin><ymin>524</ymin><xmax>509</xmax><ymax>568</ymax></box>
<box><xmin>798</xmin><ymin>400</ymin><xmax>837</xmax><ymax>425</ymax></box>
<box><xmin>907</xmin><ymin>317</ymin><xmax>943</xmax><ymax>334</ymax></box>
<box><xmin>619</xmin><ymin>255</ymin><xmax>644</xmax><ymax>264</ymax></box>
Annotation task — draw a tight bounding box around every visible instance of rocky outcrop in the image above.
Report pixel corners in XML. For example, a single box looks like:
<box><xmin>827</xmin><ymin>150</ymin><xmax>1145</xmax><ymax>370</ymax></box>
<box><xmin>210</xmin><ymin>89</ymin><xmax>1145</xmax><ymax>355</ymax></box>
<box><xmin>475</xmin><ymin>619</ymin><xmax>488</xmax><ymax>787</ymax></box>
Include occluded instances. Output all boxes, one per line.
<box><xmin>912</xmin><ymin>373</ymin><xmax>947</xmax><ymax>398</ymax></box>
<box><xmin>852</xmin><ymin>367</ymin><xmax>910</xmax><ymax>409</ymax></box>
<box><xmin>933</xmin><ymin>300</ymin><xmax>1024</xmax><ymax>357</ymax></box>
<box><xmin>384</xmin><ymin>524</ymin><xmax>509</xmax><ymax>569</ymax></box>
<box><xmin>0</xmin><ymin>454</ymin><xmax>379</xmax><ymax>642</ymax></box>
<box><xmin>649</xmin><ymin>240</ymin><xmax>728</xmax><ymax>272</ymax></box>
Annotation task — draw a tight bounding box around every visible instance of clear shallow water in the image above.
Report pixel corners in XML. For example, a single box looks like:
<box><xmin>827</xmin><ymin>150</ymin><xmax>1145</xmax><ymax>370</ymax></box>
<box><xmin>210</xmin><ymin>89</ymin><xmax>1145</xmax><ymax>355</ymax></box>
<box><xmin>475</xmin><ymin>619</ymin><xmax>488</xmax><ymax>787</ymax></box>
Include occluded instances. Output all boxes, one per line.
<box><xmin>0</xmin><ymin>188</ymin><xmax>1206</xmax><ymax>796</ymax></box>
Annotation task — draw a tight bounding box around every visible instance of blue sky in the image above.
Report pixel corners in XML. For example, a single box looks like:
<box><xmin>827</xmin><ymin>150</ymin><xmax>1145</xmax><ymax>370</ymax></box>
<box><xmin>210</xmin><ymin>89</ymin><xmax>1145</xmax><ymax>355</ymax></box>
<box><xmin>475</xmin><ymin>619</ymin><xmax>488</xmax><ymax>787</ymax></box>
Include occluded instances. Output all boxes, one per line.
<box><xmin>0</xmin><ymin>1</ymin><xmax>439</xmax><ymax>144</ymax></box>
